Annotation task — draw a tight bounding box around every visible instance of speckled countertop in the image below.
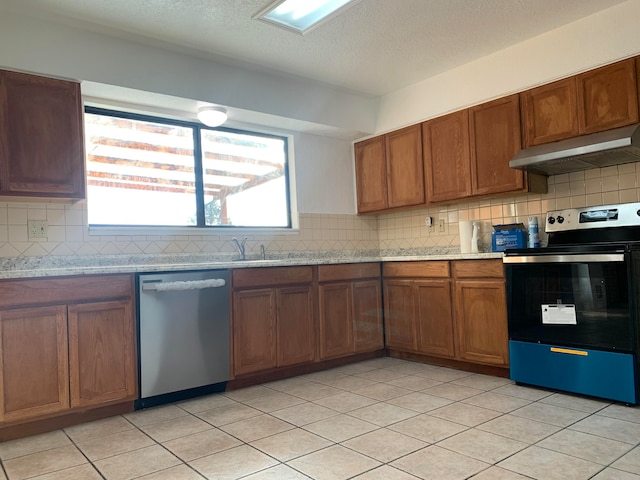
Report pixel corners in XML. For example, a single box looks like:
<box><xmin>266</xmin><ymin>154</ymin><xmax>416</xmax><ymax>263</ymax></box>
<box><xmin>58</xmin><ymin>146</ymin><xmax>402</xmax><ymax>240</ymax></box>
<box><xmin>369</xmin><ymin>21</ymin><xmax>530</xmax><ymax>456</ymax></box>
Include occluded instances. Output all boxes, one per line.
<box><xmin>0</xmin><ymin>248</ymin><xmax>504</xmax><ymax>279</ymax></box>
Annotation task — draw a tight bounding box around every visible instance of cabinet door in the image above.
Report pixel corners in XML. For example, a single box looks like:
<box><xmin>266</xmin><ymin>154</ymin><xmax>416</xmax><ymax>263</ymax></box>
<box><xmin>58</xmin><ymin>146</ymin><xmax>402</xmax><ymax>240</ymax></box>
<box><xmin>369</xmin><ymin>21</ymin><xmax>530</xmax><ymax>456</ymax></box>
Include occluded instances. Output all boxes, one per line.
<box><xmin>422</xmin><ymin>110</ymin><xmax>472</xmax><ymax>202</ymax></box>
<box><xmin>454</xmin><ymin>280</ymin><xmax>509</xmax><ymax>366</ymax></box>
<box><xmin>68</xmin><ymin>300</ymin><xmax>136</xmax><ymax>408</ymax></box>
<box><xmin>469</xmin><ymin>94</ymin><xmax>524</xmax><ymax>196</ymax></box>
<box><xmin>353</xmin><ymin>280</ymin><xmax>383</xmax><ymax>352</ymax></box>
<box><xmin>577</xmin><ymin>59</ymin><xmax>639</xmax><ymax>135</ymax></box>
<box><xmin>0</xmin><ymin>70</ymin><xmax>85</xmax><ymax>197</ymax></box>
<box><xmin>277</xmin><ymin>286</ymin><xmax>315</xmax><ymax>367</ymax></box>
<box><xmin>0</xmin><ymin>306</ymin><xmax>68</xmax><ymax>422</ymax></box>
<box><xmin>521</xmin><ymin>77</ymin><xmax>579</xmax><ymax>147</ymax></box>
<box><xmin>383</xmin><ymin>280</ymin><xmax>417</xmax><ymax>351</ymax></box>
<box><xmin>318</xmin><ymin>283</ymin><xmax>354</xmax><ymax>360</ymax></box>
<box><xmin>354</xmin><ymin>136</ymin><xmax>387</xmax><ymax>213</ymax></box>
<box><xmin>233</xmin><ymin>289</ymin><xmax>277</xmax><ymax>375</ymax></box>
<box><xmin>415</xmin><ymin>280</ymin><xmax>455</xmax><ymax>358</ymax></box>
<box><xmin>385</xmin><ymin>124</ymin><xmax>425</xmax><ymax>208</ymax></box>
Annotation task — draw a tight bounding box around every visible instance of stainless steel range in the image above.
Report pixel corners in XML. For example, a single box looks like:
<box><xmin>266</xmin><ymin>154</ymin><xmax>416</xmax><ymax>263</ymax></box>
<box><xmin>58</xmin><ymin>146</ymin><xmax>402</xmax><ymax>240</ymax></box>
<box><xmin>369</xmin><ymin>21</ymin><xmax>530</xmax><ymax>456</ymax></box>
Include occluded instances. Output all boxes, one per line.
<box><xmin>503</xmin><ymin>202</ymin><xmax>640</xmax><ymax>404</ymax></box>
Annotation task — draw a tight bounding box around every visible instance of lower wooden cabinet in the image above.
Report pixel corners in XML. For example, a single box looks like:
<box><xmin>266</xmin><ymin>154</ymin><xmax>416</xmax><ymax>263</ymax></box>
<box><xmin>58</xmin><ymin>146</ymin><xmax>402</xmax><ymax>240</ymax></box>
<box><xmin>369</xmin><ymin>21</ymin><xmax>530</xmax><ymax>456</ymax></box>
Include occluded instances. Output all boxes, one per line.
<box><xmin>232</xmin><ymin>289</ymin><xmax>277</xmax><ymax>376</ymax></box>
<box><xmin>277</xmin><ymin>286</ymin><xmax>315</xmax><ymax>367</ymax></box>
<box><xmin>318</xmin><ymin>263</ymin><xmax>383</xmax><ymax>360</ymax></box>
<box><xmin>383</xmin><ymin>260</ymin><xmax>508</xmax><ymax>367</ymax></box>
<box><xmin>68</xmin><ymin>300</ymin><xmax>136</xmax><ymax>408</ymax></box>
<box><xmin>232</xmin><ymin>266</ymin><xmax>316</xmax><ymax>376</ymax></box>
<box><xmin>453</xmin><ymin>260</ymin><xmax>509</xmax><ymax>366</ymax></box>
<box><xmin>0</xmin><ymin>306</ymin><xmax>69</xmax><ymax>422</ymax></box>
<box><xmin>0</xmin><ymin>275</ymin><xmax>136</xmax><ymax>425</ymax></box>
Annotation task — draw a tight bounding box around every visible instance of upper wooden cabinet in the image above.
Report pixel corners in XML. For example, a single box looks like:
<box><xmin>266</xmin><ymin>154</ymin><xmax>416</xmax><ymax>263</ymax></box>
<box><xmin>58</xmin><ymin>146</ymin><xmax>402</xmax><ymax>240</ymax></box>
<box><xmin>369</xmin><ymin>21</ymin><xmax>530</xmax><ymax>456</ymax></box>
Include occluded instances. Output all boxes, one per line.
<box><xmin>469</xmin><ymin>94</ymin><xmax>525</xmax><ymax>196</ymax></box>
<box><xmin>521</xmin><ymin>77</ymin><xmax>579</xmax><ymax>146</ymax></box>
<box><xmin>577</xmin><ymin>59</ymin><xmax>639</xmax><ymax>135</ymax></box>
<box><xmin>422</xmin><ymin>110</ymin><xmax>472</xmax><ymax>203</ymax></box>
<box><xmin>0</xmin><ymin>70</ymin><xmax>85</xmax><ymax>198</ymax></box>
<box><xmin>355</xmin><ymin>124</ymin><xmax>424</xmax><ymax>213</ymax></box>
<box><xmin>522</xmin><ymin>58</ymin><xmax>639</xmax><ymax>147</ymax></box>
<box><xmin>354</xmin><ymin>136</ymin><xmax>387</xmax><ymax>213</ymax></box>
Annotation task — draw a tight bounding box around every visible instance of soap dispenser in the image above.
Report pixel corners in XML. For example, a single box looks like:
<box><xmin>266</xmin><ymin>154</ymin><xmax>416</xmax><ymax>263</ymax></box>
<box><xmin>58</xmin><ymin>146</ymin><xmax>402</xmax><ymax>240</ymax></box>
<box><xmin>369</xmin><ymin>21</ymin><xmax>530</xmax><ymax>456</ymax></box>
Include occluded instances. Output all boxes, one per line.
<box><xmin>471</xmin><ymin>222</ymin><xmax>480</xmax><ymax>253</ymax></box>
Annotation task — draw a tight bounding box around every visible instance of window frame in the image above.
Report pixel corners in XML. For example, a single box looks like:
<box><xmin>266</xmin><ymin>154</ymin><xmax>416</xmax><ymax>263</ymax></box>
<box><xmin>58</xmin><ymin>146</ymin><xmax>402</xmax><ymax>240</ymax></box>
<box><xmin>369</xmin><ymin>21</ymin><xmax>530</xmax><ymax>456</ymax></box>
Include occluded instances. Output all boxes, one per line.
<box><xmin>84</xmin><ymin>106</ymin><xmax>297</xmax><ymax>235</ymax></box>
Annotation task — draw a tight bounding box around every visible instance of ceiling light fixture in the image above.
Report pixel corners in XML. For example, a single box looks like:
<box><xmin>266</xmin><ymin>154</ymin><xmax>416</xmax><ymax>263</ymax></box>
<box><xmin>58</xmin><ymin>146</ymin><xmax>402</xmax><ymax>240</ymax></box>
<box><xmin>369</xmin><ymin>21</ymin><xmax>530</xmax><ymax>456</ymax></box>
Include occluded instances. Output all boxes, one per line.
<box><xmin>197</xmin><ymin>106</ymin><xmax>228</xmax><ymax>127</ymax></box>
<box><xmin>255</xmin><ymin>0</ymin><xmax>361</xmax><ymax>35</ymax></box>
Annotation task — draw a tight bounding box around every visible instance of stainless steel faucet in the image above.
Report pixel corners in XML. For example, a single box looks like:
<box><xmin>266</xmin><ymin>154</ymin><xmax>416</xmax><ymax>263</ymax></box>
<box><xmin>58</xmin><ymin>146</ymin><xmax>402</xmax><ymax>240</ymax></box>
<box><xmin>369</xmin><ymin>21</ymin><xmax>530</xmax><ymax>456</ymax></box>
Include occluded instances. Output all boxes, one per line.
<box><xmin>260</xmin><ymin>244</ymin><xmax>266</xmax><ymax>260</ymax></box>
<box><xmin>232</xmin><ymin>237</ymin><xmax>247</xmax><ymax>260</ymax></box>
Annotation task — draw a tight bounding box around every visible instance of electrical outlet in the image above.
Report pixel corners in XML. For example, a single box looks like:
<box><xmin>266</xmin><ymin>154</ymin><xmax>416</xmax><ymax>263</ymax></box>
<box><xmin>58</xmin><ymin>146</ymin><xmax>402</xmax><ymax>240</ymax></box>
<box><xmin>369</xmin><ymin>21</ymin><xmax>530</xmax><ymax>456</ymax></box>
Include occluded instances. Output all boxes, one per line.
<box><xmin>28</xmin><ymin>220</ymin><xmax>48</xmax><ymax>239</ymax></box>
<box><xmin>438</xmin><ymin>219</ymin><xmax>446</xmax><ymax>232</ymax></box>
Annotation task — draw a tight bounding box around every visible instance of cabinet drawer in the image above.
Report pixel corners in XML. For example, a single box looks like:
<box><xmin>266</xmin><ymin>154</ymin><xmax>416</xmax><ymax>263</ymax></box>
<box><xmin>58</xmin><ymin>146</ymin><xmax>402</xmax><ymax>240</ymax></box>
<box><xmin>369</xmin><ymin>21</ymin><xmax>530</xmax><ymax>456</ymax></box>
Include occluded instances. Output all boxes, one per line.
<box><xmin>232</xmin><ymin>266</ymin><xmax>313</xmax><ymax>289</ymax></box>
<box><xmin>318</xmin><ymin>263</ymin><xmax>380</xmax><ymax>282</ymax></box>
<box><xmin>453</xmin><ymin>260</ymin><xmax>504</xmax><ymax>279</ymax></box>
<box><xmin>0</xmin><ymin>274</ymin><xmax>134</xmax><ymax>308</ymax></box>
<box><xmin>383</xmin><ymin>261</ymin><xmax>449</xmax><ymax>278</ymax></box>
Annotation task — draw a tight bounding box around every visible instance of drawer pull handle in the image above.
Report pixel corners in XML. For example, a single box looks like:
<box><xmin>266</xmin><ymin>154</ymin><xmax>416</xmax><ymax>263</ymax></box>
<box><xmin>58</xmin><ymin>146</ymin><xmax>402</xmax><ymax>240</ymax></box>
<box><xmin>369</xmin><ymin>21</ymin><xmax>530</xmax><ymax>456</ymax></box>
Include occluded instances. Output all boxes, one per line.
<box><xmin>550</xmin><ymin>347</ymin><xmax>588</xmax><ymax>356</ymax></box>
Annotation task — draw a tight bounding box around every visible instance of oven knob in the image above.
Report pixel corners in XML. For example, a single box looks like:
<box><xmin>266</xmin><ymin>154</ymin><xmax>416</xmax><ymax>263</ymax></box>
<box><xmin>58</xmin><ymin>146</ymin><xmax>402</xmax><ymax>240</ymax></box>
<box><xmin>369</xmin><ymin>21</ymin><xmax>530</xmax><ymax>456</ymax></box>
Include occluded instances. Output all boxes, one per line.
<box><xmin>557</xmin><ymin>215</ymin><xmax>565</xmax><ymax>224</ymax></box>
<box><xmin>548</xmin><ymin>216</ymin><xmax>555</xmax><ymax>224</ymax></box>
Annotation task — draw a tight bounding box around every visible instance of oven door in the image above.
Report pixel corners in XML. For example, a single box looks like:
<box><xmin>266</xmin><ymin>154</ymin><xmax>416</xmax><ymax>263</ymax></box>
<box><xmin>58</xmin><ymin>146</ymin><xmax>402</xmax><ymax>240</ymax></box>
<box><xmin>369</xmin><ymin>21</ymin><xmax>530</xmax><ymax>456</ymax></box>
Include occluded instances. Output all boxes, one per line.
<box><xmin>504</xmin><ymin>251</ymin><xmax>632</xmax><ymax>352</ymax></box>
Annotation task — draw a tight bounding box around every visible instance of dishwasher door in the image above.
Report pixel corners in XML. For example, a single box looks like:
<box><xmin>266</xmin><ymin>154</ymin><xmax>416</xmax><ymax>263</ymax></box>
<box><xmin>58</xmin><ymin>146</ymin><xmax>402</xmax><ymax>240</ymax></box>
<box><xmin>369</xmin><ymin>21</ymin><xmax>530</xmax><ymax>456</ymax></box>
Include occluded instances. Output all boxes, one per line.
<box><xmin>137</xmin><ymin>269</ymin><xmax>230</xmax><ymax>408</ymax></box>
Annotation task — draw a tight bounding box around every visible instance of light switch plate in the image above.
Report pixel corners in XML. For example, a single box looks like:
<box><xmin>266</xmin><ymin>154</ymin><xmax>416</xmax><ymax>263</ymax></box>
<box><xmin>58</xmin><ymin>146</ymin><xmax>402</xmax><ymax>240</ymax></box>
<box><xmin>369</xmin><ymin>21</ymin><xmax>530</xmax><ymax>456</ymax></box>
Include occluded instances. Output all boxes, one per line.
<box><xmin>28</xmin><ymin>220</ymin><xmax>48</xmax><ymax>239</ymax></box>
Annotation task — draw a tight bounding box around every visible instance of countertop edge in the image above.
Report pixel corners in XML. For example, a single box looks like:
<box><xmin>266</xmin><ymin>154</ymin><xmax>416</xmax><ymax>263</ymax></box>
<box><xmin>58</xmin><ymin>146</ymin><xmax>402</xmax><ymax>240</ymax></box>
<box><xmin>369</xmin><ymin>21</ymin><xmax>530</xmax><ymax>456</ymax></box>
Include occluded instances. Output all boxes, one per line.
<box><xmin>0</xmin><ymin>252</ymin><xmax>505</xmax><ymax>279</ymax></box>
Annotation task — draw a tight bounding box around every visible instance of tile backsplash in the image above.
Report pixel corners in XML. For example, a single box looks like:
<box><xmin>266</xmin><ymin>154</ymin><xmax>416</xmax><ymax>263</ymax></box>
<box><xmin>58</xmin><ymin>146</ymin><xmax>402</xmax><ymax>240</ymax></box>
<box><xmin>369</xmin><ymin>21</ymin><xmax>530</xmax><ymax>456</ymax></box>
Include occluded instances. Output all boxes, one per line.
<box><xmin>0</xmin><ymin>205</ymin><xmax>380</xmax><ymax>258</ymax></box>
<box><xmin>0</xmin><ymin>163</ymin><xmax>638</xmax><ymax>259</ymax></box>
<box><xmin>378</xmin><ymin>162</ymin><xmax>640</xmax><ymax>251</ymax></box>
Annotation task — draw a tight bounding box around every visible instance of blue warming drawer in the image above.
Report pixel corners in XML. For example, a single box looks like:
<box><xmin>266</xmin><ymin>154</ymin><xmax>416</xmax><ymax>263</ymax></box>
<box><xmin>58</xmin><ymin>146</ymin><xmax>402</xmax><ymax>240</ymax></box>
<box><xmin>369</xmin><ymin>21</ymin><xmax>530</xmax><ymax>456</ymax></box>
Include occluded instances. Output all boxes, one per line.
<box><xmin>509</xmin><ymin>340</ymin><xmax>638</xmax><ymax>404</ymax></box>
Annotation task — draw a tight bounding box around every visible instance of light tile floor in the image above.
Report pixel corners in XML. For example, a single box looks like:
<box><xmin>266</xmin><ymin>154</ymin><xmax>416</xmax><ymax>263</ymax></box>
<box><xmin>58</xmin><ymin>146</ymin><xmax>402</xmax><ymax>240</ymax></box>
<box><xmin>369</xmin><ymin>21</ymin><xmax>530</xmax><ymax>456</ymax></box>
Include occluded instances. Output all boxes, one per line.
<box><xmin>0</xmin><ymin>357</ymin><xmax>639</xmax><ymax>479</ymax></box>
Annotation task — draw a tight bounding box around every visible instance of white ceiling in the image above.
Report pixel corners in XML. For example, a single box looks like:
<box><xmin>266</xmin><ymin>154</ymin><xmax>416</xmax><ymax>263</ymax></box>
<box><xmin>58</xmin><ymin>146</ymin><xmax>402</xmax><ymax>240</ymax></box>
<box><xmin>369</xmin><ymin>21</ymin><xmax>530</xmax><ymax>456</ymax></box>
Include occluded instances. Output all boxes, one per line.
<box><xmin>1</xmin><ymin>0</ymin><xmax>629</xmax><ymax>97</ymax></box>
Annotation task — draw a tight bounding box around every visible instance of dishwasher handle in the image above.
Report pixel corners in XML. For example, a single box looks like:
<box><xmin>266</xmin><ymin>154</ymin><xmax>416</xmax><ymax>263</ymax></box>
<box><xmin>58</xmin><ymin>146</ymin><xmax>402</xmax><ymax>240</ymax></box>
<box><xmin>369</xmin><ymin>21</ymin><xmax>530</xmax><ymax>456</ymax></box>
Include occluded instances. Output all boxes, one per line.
<box><xmin>142</xmin><ymin>278</ymin><xmax>226</xmax><ymax>292</ymax></box>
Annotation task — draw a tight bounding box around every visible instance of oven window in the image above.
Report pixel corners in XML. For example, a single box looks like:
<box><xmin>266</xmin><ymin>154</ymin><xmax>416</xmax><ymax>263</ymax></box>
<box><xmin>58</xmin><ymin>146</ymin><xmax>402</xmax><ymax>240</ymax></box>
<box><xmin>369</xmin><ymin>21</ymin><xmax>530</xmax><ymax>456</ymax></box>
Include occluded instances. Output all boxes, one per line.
<box><xmin>506</xmin><ymin>260</ymin><xmax>632</xmax><ymax>351</ymax></box>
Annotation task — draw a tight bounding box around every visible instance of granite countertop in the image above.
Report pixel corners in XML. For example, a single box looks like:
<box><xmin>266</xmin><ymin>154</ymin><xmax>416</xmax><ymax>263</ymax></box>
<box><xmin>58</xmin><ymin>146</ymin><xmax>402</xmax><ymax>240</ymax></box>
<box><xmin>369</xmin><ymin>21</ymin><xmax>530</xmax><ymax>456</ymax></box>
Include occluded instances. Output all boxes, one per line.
<box><xmin>0</xmin><ymin>248</ymin><xmax>504</xmax><ymax>279</ymax></box>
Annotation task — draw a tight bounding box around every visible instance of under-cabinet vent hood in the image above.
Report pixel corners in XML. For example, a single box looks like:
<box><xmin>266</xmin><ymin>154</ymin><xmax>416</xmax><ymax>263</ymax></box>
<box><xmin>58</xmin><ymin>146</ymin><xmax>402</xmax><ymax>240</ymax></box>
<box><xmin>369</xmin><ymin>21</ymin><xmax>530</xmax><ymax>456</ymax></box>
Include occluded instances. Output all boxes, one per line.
<box><xmin>510</xmin><ymin>124</ymin><xmax>640</xmax><ymax>176</ymax></box>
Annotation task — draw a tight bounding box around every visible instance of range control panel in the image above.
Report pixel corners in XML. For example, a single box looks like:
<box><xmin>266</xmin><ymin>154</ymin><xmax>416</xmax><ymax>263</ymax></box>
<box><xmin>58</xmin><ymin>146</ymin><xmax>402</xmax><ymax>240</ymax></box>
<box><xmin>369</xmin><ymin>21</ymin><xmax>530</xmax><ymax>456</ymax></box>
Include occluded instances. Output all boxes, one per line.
<box><xmin>545</xmin><ymin>202</ymin><xmax>640</xmax><ymax>233</ymax></box>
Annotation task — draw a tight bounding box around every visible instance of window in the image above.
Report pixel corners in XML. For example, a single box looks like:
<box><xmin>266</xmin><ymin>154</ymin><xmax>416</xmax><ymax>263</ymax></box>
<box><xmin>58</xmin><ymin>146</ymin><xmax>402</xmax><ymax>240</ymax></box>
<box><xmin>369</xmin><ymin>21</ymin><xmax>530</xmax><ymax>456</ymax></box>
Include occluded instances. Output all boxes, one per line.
<box><xmin>84</xmin><ymin>107</ymin><xmax>291</xmax><ymax>229</ymax></box>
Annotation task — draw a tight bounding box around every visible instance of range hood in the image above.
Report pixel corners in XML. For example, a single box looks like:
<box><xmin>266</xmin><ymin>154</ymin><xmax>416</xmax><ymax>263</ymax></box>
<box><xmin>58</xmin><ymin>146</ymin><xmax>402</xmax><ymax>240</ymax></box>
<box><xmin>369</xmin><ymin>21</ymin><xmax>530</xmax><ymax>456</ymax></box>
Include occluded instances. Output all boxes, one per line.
<box><xmin>510</xmin><ymin>124</ymin><xmax>640</xmax><ymax>176</ymax></box>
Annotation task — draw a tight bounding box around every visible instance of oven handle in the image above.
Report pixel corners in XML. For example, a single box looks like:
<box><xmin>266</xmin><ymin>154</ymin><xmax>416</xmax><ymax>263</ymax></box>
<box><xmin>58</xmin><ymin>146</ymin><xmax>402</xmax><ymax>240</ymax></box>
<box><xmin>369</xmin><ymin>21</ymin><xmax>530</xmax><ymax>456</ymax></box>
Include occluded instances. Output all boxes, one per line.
<box><xmin>503</xmin><ymin>253</ymin><xmax>625</xmax><ymax>264</ymax></box>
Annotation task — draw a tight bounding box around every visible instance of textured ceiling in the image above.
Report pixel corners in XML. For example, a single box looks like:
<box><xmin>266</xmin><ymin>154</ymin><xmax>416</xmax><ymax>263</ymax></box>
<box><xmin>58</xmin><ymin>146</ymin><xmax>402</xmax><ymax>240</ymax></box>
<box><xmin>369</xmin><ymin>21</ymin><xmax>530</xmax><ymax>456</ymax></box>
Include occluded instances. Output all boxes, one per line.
<box><xmin>0</xmin><ymin>0</ymin><xmax>628</xmax><ymax>97</ymax></box>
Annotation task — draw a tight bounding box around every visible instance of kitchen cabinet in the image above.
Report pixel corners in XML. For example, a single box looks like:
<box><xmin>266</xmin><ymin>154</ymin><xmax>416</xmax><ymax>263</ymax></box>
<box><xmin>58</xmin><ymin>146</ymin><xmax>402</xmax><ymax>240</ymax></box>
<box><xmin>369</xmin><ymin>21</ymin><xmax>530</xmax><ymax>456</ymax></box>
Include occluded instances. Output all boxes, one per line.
<box><xmin>469</xmin><ymin>94</ymin><xmax>525</xmax><ymax>196</ymax></box>
<box><xmin>355</xmin><ymin>124</ymin><xmax>424</xmax><ymax>213</ymax></box>
<box><xmin>318</xmin><ymin>263</ymin><xmax>382</xmax><ymax>359</ymax></box>
<box><xmin>521</xmin><ymin>58</ymin><xmax>639</xmax><ymax>146</ymax></box>
<box><xmin>452</xmin><ymin>260</ymin><xmax>509</xmax><ymax>366</ymax></box>
<box><xmin>383</xmin><ymin>261</ymin><xmax>455</xmax><ymax>358</ymax></box>
<box><xmin>68</xmin><ymin>300</ymin><xmax>135</xmax><ymax>408</ymax></box>
<box><xmin>577</xmin><ymin>59</ymin><xmax>638</xmax><ymax>135</ymax></box>
<box><xmin>0</xmin><ymin>275</ymin><xmax>135</xmax><ymax>424</ymax></box>
<box><xmin>422</xmin><ymin>95</ymin><xmax>545</xmax><ymax>204</ymax></box>
<box><xmin>232</xmin><ymin>266</ymin><xmax>315</xmax><ymax>376</ymax></box>
<box><xmin>422</xmin><ymin>110</ymin><xmax>472</xmax><ymax>203</ymax></box>
<box><xmin>0</xmin><ymin>69</ymin><xmax>85</xmax><ymax>198</ymax></box>
<box><xmin>383</xmin><ymin>259</ymin><xmax>508</xmax><ymax>367</ymax></box>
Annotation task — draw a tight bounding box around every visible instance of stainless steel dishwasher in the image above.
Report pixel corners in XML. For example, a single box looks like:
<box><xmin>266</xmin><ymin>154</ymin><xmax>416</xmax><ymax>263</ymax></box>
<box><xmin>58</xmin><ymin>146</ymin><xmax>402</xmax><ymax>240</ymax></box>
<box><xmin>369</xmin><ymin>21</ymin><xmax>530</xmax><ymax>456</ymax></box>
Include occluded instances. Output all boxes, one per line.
<box><xmin>136</xmin><ymin>269</ymin><xmax>230</xmax><ymax>409</ymax></box>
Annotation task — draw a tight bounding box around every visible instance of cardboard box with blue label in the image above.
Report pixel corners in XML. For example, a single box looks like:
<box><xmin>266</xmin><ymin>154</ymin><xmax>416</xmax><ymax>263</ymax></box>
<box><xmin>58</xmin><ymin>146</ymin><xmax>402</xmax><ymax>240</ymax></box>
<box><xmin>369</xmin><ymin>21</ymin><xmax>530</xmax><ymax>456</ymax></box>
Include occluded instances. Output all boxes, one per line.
<box><xmin>491</xmin><ymin>223</ymin><xmax>527</xmax><ymax>252</ymax></box>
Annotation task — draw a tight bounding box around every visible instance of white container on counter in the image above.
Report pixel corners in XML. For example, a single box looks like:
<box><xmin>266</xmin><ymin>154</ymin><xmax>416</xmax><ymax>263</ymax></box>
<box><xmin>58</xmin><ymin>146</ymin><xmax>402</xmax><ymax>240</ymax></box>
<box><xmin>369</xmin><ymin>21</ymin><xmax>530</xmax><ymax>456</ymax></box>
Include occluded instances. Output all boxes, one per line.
<box><xmin>459</xmin><ymin>221</ymin><xmax>473</xmax><ymax>253</ymax></box>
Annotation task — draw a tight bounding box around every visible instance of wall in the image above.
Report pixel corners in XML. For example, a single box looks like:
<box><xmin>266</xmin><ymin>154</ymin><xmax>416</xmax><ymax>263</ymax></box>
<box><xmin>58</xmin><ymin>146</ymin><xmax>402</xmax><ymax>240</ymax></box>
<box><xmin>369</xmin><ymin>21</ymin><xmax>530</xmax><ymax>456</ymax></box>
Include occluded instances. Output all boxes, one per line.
<box><xmin>376</xmin><ymin>0</ymin><xmax>640</xmax><ymax>133</ymax></box>
<box><xmin>378</xmin><ymin>163</ymin><xmax>640</xmax><ymax>251</ymax></box>
<box><xmin>0</xmin><ymin>8</ymin><xmax>377</xmax><ymax>135</ymax></box>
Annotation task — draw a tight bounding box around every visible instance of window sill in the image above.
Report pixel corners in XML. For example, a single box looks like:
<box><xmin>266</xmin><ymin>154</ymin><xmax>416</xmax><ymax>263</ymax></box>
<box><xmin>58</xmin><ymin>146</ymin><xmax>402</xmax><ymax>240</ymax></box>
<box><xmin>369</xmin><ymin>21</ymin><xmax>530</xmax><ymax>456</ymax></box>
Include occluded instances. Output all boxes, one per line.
<box><xmin>88</xmin><ymin>225</ymin><xmax>300</xmax><ymax>236</ymax></box>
